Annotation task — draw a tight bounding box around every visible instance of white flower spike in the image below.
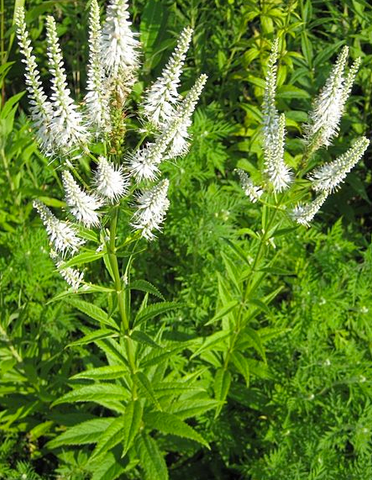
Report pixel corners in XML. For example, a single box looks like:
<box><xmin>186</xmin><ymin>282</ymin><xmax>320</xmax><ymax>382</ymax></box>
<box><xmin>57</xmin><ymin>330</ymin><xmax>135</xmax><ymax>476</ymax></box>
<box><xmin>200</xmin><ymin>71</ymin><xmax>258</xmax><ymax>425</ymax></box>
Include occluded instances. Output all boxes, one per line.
<box><xmin>142</xmin><ymin>26</ymin><xmax>193</xmax><ymax>128</ymax></box>
<box><xmin>15</xmin><ymin>8</ymin><xmax>55</xmax><ymax>154</ymax></box>
<box><xmin>237</xmin><ymin>169</ymin><xmax>263</xmax><ymax>203</ymax></box>
<box><xmin>130</xmin><ymin>74</ymin><xmax>207</xmax><ymax>181</ymax></box>
<box><xmin>94</xmin><ymin>156</ymin><xmax>129</xmax><ymax>202</ymax></box>
<box><xmin>62</xmin><ymin>171</ymin><xmax>102</xmax><ymax>227</ymax></box>
<box><xmin>46</xmin><ymin>16</ymin><xmax>88</xmax><ymax>151</ymax></box>
<box><xmin>131</xmin><ymin>179</ymin><xmax>170</xmax><ymax>240</ymax></box>
<box><xmin>167</xmin><ymin>73</ymin><xmax>208</xmax><ymax>158</ymax></box>
<box><xmin>33</xmin><ymin>200</ymin><xmax>85</xmax><ymax>256</ymax></box>
<box><xmin>309</xmin><ymin>137</ymin><xmax>369</xmax><ymax>192</ymax></box>
<box><xmin>101</xmin><ymin>0</ymin><xmax>140</xmax><ymax>78</ymax></box>
<box><xmin>304</xmin><ymin>46</ymin><xmax>349</xmax><ymax>150</ymax></box>
<box><xmin>264</xmin><ymin>113</ymin><xmax>292</xmax><ymax>192</ymax></box>
<box><xmin>50</xmin><ymin>251</ymin><xmax>85</xmax><ymax>291</ymax></box>
<box><xmin>262</xmin><ymin>39</ymin><xmax>280</xmax><ymax>151</ymax></box>
<box><xmin>85</xmin><ymin>0</ymin><xmax>111</xmax><ymax>132</ymax></box>
<box><xmin>291</xmin><ymin>191</ymin><xmax>329</xmax><ymax>227</ymax></box>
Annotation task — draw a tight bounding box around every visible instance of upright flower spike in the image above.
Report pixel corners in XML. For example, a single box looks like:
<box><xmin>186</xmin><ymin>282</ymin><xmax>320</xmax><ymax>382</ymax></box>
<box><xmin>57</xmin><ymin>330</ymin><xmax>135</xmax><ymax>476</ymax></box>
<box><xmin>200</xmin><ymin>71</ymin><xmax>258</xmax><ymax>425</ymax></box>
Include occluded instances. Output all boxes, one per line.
<box><xmin>130</xmin><ymin>74</ymin><xmax>207</xmax><ymax>180</ymax></box>
<box><xmin>15</xmin><ymin>8</ymin><xmax>55</xmax><ymax>154</ymax></box>
<box><xmin>304</xmin><ymin>46</ymin><xmax>349</xmax><ymax>150</ymax></box>
<box><xmin>94</xmin><ymin>156</ymin><xmax>129</xmax><ymax>202</ymax></box>
<box><xmin>166</xmin><ymin>73</ymin><xmax>208</xmax><ymax>158</ymax></box>
<box><xmin>85</xmin><ymin>0</ymin><xmax>111</xmax><ymax>132</ymax></box>
<box><xmin>291</xmin><ymin>191</ymin><xmax>329</xmax><ymax>227</ymax></box>
<box><xmin>142</xmin><ymin>26</ymin><xmax>193</xmax><ymax>128</ymax></box>
<box><xmin>101</xmin><ymin>0</ymin><xmax>140</xmax><ymax>78</ymax></box>
<box><xmin>309</xmin><ymin>136</ymin><xmax>369</xmax><ymax>192</ymax></box>
<box><xmin>340</xmin><ymin>57</ymin><xmax>361</xmax><ymax>108</ymax></box>
<box><xmin>237</xmin><ymin>169</ymin><xmax>263</xmax><ymax>203</ymax></box>
<box><xmin>131</xmin><ymin>179</ymin><xmax>170</xmax><ymax>240</ymax></box>
<box><xmin>62</xmin><ymin>171</ymin><xmax>102</xmax><ymax>227</ymax></box>
<box><xmin>262</xmin><ymin>39</ymin><xmax>280</xmax><ymax>151</ymax></box>
<box><xmin>33</xmin><ymin>200</ymin><xmax>85</xmax><ymax>256</ymax></box>
<box><xmin>46</xmin><ymin>16</ymin><xmax>88</xmax><ymax>151</ymax></box>
<box><xmin>264</xmin><ymin>113</ymin><xmax>292</xmax><ymax>192</ymax></box>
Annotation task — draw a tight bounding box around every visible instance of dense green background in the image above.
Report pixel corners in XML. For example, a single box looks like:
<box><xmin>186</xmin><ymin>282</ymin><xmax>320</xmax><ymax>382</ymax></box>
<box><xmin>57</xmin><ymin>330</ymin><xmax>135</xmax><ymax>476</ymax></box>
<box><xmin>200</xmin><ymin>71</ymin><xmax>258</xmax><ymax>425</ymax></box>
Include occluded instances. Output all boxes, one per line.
<box><xmin>1</xmin><ymin>0</ymin><xmax>372</xmax><ymax>478</ymax></box>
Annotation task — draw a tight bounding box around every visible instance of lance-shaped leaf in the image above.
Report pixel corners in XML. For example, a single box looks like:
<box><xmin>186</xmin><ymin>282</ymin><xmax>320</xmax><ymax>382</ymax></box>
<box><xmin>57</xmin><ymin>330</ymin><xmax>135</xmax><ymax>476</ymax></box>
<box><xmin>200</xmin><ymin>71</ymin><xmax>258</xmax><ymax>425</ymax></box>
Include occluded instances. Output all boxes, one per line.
<box><xmin>135</xmin><ymin>433</ymin><xmax>169</xmax><ymax>480</ymax></box>
<box><xmin>144</xmin><ymin>411</ymin><xmax>210</xmax><ymax>448</ymax></box>
<box><xmin>52</xmin><ymin>384</ymin><xmax>130</xmax><ymax>407</ymax></box>
<box><xmin>62</xmin><ymin>249</ymin><xmax>105</xmax><ymax>268</ymax></box>
<box><xmin>92</xmin><ymin>400</ymin><xmax>143</xmax><ymax>459</ymax></box>
<box><xmin>65</xmin><ymin>297</ymin><xmax>119</xmax><ymax>330</ymax></box>
<box><xmin>71</xmin><ymin>365</ymin><xmax>127</xmax><ymax>381</ymax></box>
<box><xmin>168</xmin><ymin>398</ymin><xmax>220</xmax><ymax>420</ymax></box>
<box><xmin>134</xmin><ymin>301</ymin><xmax>182</xmax><ymax>327</ymax></box>
<box><xmin>129</xmin><ymin>279</ymin><xmax>164</xmax><ymax>299</ymax></box>
<box><xmin>47</xmin><ymin>418</ymin><xmax>114</xmax><ymax>449</ymax></box>
<box><xmin>232</xmin><ymin>351</ymin><xmax>250</xmax><ymax>386</ymax></box>
<box><xmin>68</xmin><ymin>328</ymin><xmax>117</xmax><ymax>347</ymax></box>
<box><xmin>214</xmin><ymin>368</ymin><xmax>231</xmax><ymax>417</ymax></box>
<box><xmin>135</xmin><ymin>372</ymin><xmax>162</xmax><ymax>410</ymax></box>
<box><xmin>191</xmin><ymin>330</ymin><xmax>231</xmax><ymax>359</ymax></box>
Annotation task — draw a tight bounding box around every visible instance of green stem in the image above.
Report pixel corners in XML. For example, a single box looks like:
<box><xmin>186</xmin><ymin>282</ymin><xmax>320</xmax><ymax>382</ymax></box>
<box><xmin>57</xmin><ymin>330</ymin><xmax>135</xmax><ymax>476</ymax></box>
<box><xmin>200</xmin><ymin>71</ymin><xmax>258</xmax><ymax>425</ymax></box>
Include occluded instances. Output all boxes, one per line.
<box><xmin>108</xmin><ymin>206</ymin><xmax>137</xmax><ymax>392</ymax></box>
<box><xmin>1</xmin><ymin>148</ymin><xmax>14</xmax><ymax>191</ymax></box>
<box><xmin>224</xmin><ymin>194</ymin><xmax>282</xmax><ymax>369</ymax></box>
<box><xmin>109</xmin><ymin>206</ymin><xmax>129</xmax><ymax>331</ymax></box>
<box><xmin>244</xmin><ymin>194</ymin><xmax>280</xmax><ymax>300</ymax></box>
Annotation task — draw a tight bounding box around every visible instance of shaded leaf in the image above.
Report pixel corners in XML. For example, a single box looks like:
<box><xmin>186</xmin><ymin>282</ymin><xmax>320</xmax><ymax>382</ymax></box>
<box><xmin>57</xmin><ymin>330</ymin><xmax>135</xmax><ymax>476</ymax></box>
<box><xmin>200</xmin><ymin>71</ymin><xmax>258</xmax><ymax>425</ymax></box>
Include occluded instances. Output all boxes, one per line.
<box><xmin>47</xmin><ymin>418</ymin><xmax>114</xmax><ymax>449</ymax></box>
<box><xmin>135</xmin><ymin>433</ymin><xmax>168</xmax><ymax>480</ymax></box>
<box><xmin>144</xmin><ymin>411</ymin><xmax>209</xmax><ymax>448</ymax></box>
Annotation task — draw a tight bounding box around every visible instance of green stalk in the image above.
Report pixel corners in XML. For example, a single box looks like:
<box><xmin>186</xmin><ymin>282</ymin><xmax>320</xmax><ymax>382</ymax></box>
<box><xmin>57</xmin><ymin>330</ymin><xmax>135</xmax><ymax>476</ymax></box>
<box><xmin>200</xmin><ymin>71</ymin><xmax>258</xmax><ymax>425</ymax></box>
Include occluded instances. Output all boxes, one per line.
<box><xmin>108</xmin><ymin>206</ymin><xmax>137</xmax><ymax>393</ymax></box>
<box><xmin>224</xmin><ymin>193</ymin><xmax>282</xmax><ymax>369</ymax></box>
<box><xmin>1</xmin><ymin>148</ymin><xmax>15</xmax><ymax>191</ymax></box>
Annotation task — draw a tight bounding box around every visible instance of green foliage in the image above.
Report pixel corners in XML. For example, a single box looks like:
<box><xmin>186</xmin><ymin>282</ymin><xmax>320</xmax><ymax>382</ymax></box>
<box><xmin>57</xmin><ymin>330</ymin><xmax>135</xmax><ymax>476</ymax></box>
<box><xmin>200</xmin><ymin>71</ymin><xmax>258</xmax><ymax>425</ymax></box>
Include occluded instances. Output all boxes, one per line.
<box><xmin>1</xmin><ymin>0</ymin><xmax>372</xmax><ymax>478</ymax></box>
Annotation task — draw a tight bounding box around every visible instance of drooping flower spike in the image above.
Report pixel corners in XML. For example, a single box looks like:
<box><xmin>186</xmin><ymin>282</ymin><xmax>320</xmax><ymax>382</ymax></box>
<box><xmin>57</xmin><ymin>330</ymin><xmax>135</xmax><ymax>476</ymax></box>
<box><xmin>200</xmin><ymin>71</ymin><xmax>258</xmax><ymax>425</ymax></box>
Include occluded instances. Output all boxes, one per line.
<box><xmin>236</xmin><ymin>169</ymin><xmax>263</xmax><ymax>203</ymax></box>
<box><xmin>291</xmin><ymin>192</ymin><xmax>329</xmax><ymax>227</ymax></box>
<box><xmin>62</xmin><ymin>171</ymin><xmax>103</xmax><ymax>228</ymax></box>
<box><xmin>33</xmin><ymin>200</ymin><xmax>85</xmax><ymax>256</ymax></box>
<box><xmin>50</xmin><ymin>251</ymin><xmax>84</xmax><ymax>291</ymax></box>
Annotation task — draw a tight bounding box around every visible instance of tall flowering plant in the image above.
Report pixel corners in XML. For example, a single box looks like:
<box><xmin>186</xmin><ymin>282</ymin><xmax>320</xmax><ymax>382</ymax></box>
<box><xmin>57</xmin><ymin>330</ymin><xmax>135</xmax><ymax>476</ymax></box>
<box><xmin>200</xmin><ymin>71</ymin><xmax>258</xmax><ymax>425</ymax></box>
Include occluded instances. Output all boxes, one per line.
<box><xmin>195</xmin><ymin>39</ymin><xmax>370</xmax><ymax>411</ymax></box>
<box><xmin>16</xmin><ymin>1</ymin><xmax>210</xmax><ymax>477</ymax></box>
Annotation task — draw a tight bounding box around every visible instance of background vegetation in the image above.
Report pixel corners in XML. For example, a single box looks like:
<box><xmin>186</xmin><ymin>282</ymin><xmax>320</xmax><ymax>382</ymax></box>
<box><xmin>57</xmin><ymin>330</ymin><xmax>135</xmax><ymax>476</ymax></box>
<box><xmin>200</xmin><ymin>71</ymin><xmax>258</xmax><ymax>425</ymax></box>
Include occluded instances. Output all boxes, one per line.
<box><xmin>1</xmin><ymin>0</ymin><xmax>372</xmax><ymax>478</ymax></box>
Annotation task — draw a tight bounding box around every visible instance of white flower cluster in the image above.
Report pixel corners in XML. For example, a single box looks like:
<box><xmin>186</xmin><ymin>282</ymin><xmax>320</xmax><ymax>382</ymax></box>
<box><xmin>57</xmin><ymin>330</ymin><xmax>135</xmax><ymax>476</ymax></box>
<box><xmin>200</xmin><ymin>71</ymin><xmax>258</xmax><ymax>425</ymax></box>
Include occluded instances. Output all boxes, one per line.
<box><xmin>18</xmin><ymin>1</ymin><xmax>205</xmax><ymax>287</ymax></box>
<box><xmin>131</xmin><ymin>74</ymin><xmax>207</xmax><ymax>181</ymax></box>
<box><xmin>142</xmin><ymin>26</ymin><xmax>193</xmax><ymax>128</ymax></box>
<box><xmin>304</xmin><ymin>47</ymin><xmax>360</xmax><ymax>151</ymax></box>
<box><xmin>236</xmin><ymin>169</ymin><xmax>262</xmax><ymax>203</ymax></box>
<box><xmin>238</xmin><ymin>39</ymin><xmax>369</xmax><ymax>228</ymax></box>
<box><xmin>131</xmin><ymin>180</ymin><xmax>170</xmax><ymax>240</ymax></box>
<box><xmin>16</xmin><ymin>0</ymin><xmax>141</xmax><ymax>155</ymax></box>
